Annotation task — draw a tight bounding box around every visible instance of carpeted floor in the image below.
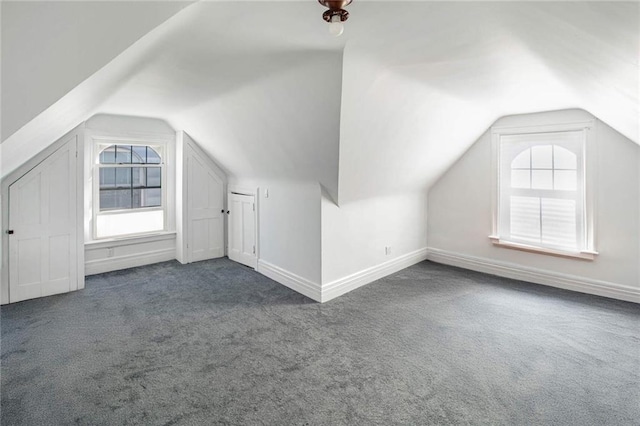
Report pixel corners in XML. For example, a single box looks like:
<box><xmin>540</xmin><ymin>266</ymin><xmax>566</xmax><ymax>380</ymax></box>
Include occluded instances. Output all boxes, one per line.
<box><xmin>1</xmin><ymin>258</ymin><xmax>639</xmax><ymax>425</ymax></box>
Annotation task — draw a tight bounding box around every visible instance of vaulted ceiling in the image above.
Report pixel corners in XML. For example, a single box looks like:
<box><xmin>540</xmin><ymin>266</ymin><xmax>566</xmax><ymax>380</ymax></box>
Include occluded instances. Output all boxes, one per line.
<box><xmin>2</xmin><ymin>1</ymin><xmax>638</xmax><ymax>204</ymax></box>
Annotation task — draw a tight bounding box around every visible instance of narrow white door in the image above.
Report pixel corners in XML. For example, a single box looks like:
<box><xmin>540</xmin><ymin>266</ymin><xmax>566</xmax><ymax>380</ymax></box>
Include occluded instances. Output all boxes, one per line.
<box><xmin>9</xmin><ymin>142</ymin><xmax>77</xmax><ymax>303</ymax></box>
<box><xmin>228</xmin><ymin>193</ymin><xmax>256</xmax><ymax>268</ymax></box>
<box><xmin>187</xmin><ymin>148</ymin><xmax>224</xmax><ymax>262</ymax></box>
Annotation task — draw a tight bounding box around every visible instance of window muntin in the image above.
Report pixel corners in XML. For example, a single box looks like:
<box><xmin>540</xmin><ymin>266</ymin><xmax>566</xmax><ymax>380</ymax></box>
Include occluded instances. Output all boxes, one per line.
<box><xmin>498</xmin><ymin>131</ymin><xmax>586</xmax><ymax>252</ymax></box>
<box><xmin>509</xmin><ymin>145</ymin><xmax>577</xmax><ymax>191</ymax></box>
<box><xmin>98</xmin><ymin>145</ymin><xmax>162</xmax><ymax>211</ymax></box>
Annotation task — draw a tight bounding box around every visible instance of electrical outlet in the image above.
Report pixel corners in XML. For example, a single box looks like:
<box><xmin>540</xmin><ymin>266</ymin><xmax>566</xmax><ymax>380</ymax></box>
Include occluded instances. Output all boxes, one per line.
<box><xmin>385</xmin><ymin>246</ymin><xmax>391</xmax><ymax>256</ymax></box>
<box><xmin>107</xmin><ymin>247</ymin><xmax>114</xmax><ymax>258</ymax></box>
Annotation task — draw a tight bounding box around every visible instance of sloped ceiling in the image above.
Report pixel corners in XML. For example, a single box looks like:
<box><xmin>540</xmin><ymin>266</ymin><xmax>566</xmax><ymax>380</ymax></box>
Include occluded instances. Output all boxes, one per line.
<box><xmin>337</xmin><ymin>1</ymin><xmax>639</xmax><ymax>202</ymax></box>
<box><xmin>2</xmin><ymin>1</ymin><xmax>638</xmax><ymax>205</ymax></box>
<box><xmin>96</xmin><ymin>1</ymin><xmax>345</xmax><ymax>199</ymax></box>
<box><xmin>1</xmin><ymin>0</ymin><xmax>192</xmax><ymax>140</ymax></box>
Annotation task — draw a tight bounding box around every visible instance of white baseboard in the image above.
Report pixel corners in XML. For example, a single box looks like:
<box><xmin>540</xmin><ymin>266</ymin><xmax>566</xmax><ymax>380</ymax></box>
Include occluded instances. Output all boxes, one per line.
<box><xmin>321</xmin><ymin>248</ymin><xmax>429</xmax><ymax>303</ymax></box>
<box><xmin>427</xmin><ymin>247</ymin><xmax>640</xmax><ymax>304</ymax></box>
<box><xmin>257</xmin><ymin>260</ymin><xmax>322</xmax><ymax>302</ymax></box>
<box><xmin>85</xmin><ymin>248</ymin><xmax>176</xmax><ymax>276</ymax></box>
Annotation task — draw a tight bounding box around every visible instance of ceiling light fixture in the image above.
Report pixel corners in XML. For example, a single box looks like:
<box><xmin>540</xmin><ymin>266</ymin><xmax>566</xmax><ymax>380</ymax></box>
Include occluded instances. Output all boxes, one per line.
<box><xmin>318</xmin><ymin>0</ymin><xmax>352</xmax><ymax>37</ymax></box>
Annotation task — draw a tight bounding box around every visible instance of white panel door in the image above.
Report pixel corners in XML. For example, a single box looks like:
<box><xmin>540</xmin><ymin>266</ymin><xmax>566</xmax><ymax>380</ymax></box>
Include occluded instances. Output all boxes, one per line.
<box><xmin>187</xmin><ymin>147</ymin><xmax>224</xmax><ymax>262</ymax></box>
<box><xmin>9</xmin><ymin>142</ymin><xmax>77</xmax><ymax>303</ymax></box>
<box><xmin>228</xmin><ymin>193</ymin><xmax>256</xmax><ymax>268</ymax></box>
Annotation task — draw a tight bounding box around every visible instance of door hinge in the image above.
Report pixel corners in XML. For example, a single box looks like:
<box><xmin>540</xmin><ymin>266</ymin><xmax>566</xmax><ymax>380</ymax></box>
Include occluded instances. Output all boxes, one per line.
<box><xmin>252</xmin><ymin>203</ymin><xmax>255</xmax><ymax>212</ymax></box>
<box><xmin>252</xmin><ymin>245</ymin><xmax>255</xmax><ymax>254</ymax></box>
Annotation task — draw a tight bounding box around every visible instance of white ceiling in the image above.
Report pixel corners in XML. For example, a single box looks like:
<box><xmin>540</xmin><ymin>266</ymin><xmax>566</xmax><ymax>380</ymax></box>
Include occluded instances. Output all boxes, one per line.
<box><xmin>0</xmin><ymin>0</ymin><xmax>192</xmax><ymax>140</ymax></box>
<box><xmin>2</xmin><ymin>1</ymin><xmax>638</xmax><ymax>203</ymax></box>
<box><xmin>337</xmin><ymin>1</ymin><xmax>639</xmax><ymax>201</ymax></box>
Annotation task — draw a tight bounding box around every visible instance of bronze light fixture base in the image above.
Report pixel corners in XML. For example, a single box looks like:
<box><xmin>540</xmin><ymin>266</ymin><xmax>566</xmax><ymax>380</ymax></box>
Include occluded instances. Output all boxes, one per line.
<box><xmin>319</xmin><ymin>0</ymin><xmax>352</xmax><ymax>23</ymax></box>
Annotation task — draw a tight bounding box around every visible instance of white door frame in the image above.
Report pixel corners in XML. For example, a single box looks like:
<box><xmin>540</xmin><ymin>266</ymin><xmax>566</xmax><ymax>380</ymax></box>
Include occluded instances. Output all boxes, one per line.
<box><xmin>1</xmin><ymin>124</ymin><xmax>85</xmax><ymax>305</ymax></box>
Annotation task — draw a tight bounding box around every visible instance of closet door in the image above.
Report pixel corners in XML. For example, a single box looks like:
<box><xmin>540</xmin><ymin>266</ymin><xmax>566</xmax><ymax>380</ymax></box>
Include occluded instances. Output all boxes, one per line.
<box><xmin>187</xmin><ymin>146</ymin><xmax>224</xmax><ymax>263</ymax></box>
<box><xmin>228</xmin><ymin>193</ymin><xmax>256</xmax><ymax>268</ymax></box>
<box><xmin>9</xmin><ymin>141</ymin><xmax>78</xmax><ymax>303</ymax></box>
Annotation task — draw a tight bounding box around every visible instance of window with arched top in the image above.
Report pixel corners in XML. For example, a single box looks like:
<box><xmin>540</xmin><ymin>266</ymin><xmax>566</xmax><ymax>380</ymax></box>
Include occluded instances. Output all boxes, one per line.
<box><xmin>509</xmin><ymin>145</ymin><xmax>577</xmax><ymax>191</ymax></box>
<box><xmin>492</xmin><ymin>127</ymin><xmax>595</xmax><ymax>258</ymax></box>
<box><xmin>98</xmin><ymin>145</ymin><xmax>162</xmax><ymax>210</ymax></box>
<box><xmin>94</xmin><ymin>143</ymin><xmax>166</xmax><ymax>239</ymax></box>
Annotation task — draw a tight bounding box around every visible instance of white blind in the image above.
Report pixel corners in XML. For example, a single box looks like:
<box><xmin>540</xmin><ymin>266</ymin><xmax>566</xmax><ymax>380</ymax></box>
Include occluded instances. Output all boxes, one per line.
<box><xmin>499</xmin><ymin>131</ymin><xmax>585</xmax><ymax>252</ymax></box>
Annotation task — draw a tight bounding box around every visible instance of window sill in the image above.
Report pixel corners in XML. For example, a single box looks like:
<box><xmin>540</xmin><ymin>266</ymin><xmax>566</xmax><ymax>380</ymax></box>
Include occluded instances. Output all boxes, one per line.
<box><xmin>85</xmin><ymin>231</ymin><xmax>176</xmax><ymax>249</ymax></box>
<box><xmin>488</xmin><ymin>236</ymin><xmax>597</xmax><ymax>261</ymax></box>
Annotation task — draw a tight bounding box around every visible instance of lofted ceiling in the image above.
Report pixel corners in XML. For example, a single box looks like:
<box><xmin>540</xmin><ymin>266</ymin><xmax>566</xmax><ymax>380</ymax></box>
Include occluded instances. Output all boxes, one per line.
<box><xmin>2</xmin><ymin>1</ymin><xmax>638</xmax><ymax>204</ymax></box>
<box><xmin>0</xmin><ymin>0</ymin><xmax>193</xmax><ymax>140</ymax></box>
<box><xmin>337</xmin><ymin>1</ymin><xmax>639</xmax><ymax>201</ymax></box>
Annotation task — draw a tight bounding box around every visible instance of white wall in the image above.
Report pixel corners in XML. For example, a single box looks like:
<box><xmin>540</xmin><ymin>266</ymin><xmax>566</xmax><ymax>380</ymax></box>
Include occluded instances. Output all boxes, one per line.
<box><xmin>243</xmin><ymin>179</ymin><xmax>429</xmax><ymax>303</ymax></box>
<box><xmin>1</xmin><ymin>1</ymin><xmax>190</xmax><ymax>140</ymax></box>
<box><xmin>85</xmin><ymin>234</ymin><xmax>175</xmax><ymax>276</ymax></box>
<box><xmin>252</xmin><ymin>180</ymin><xmax>322</xmax><ymax>286</ymax></box>
<box><xmin>85</xmin><ymin>114</ymin><xmax>175</xmax><ymax>136</ymax></box>
<box><xmin>428</xmin><ymin>110</ymin><xmax>640</xmax><ymax>300</ymax></box>
<box><xmin>321</xmin><ymin>191</ymin><xmax>429</xmax><ymax>300</ymax></box>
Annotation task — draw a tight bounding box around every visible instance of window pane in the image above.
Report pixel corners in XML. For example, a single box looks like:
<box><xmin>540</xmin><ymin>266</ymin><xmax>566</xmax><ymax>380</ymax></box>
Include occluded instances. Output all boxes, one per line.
<box><xmin>100</xmin><ymin>189</ymin><xmax>132</xmax><ymax>210</ymax></box>
<box><xmin>541</xmin><ymin>198</ymin><xmax>577</xmax><ymax>249</ymax></box>
<box><xmin>99</xmin><ymin>168</ymin><xmax>115</xmax><ymax>189</ymax></box>
<box><xmin>146</xmin><ymin>167</ymin><xmax>161</xmax><ymax>187</ymax></box>
<box><xmin>132</xmin><ymin>188</ymin><xmax>162</xmax><ymax>208</ymax></box>
<box><xmin>511</xmin><ymin>170</ymin><xmax>530</xmax><ymax>188</ymax></box>
<box><xmin>554</xmin><ymin>146</ymin><xmax>577</xmax><ymax>170</ymax></box>
<box><xmin>531</xmin><ymin>145</ymin><xmax>552</xmax><ymax>169</ymax></box>
<box><xmin>115</xmin><ymin>145</ymin><xmax>132</xmax><ymax>164</ymax></box>
<box><xmin>100</xmin><ymin>146</ymin><xmax>116</xmax><ymax>164</ymax></box>
<box><xmin>132</xmin><ymin>167</ymin><xmax>146</xmax><ymax>188</ymax></box>
<box><xmin>101</xmin><ymin>145</ymin><xmax>161</xmax><ymax>164</ymax></box>
<box><xmin>115</xmin><ymin>168</ymin><xmax>132</xmax><ymax>188</ymax></box>
<box><xmin>511</xmin><ymin>149</ymin><xmax>530</xmax><ymax>169</ymax></box>
<box><xmin>532</xmin><ymin>170</ymin><xmax>553</xmax><ymax>189</ymax></box>
<box><xmin>146</xmin><ymin>147</ymin><xmax>161</xmax><ymax>164</ymax></box>
<box><xmin>96</xmin><ymin>210</ymin><xmax>164</xmax><ymax>238</ymax></box>
<box><xmin>554</xmin><ymin>170</ymin><xmax>577</xmax><ymax>191</ymax></box>
<box><xmin>141</xmin><ymin>188</ymin><xmax>161</xmax><ymax>207</ymax></box>
<box><xmin>131</xmin><ymin>146</ymin><xmax>147</xmax><ymax>164</ymax></box>
<box><xmin>510</xmin><ymin>196</ymin><xmax>540</xmax><ymax>243</ymax></box>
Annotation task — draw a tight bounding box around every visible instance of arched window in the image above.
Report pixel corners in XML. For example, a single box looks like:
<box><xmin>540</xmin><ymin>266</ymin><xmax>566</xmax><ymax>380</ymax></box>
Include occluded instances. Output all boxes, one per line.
<box><xmin>94</xmin><ymin>143</ymin><xmax>165</xmax><ymax>239</ymax></box>
<box><xmin>509</xmin><ymin>145</ymin><xmax>577</xmax><ymax>191</ymax></box>
<box><xmin>98</xmin><ymin>145</ymin><xmax>162</xmax><ymax>210</ymax></box>
<box><xmin>497</xmin><ymin>130</ymin><xmax>588</xmax><ymax>253</ymax></box>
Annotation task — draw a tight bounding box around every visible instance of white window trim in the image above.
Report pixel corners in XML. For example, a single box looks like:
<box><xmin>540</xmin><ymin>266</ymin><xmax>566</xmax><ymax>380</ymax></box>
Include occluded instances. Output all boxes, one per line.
<box><xmin>490</xmin><ymin>120</ymin><xmax>598</xmax><ymax>260</ymax></box>
<box><xmin>89</xmin><ymin>132</ymin><xmax>174</xmax><ymax>241</ymax></box>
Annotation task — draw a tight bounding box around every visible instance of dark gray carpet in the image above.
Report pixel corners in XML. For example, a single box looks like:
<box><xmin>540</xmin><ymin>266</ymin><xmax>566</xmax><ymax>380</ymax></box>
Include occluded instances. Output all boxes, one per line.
<box><xmin>1</xmin><ymin>258</ymin><xmax>639</xmax><ymax>425</ymax></box>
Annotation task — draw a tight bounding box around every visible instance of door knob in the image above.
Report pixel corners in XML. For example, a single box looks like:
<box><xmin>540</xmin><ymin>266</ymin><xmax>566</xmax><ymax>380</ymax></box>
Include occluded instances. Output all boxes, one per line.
<box><xmin>6</xmin><ymin>230</ymin><xmax>14</xmax><ymax>235</ymax></box>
